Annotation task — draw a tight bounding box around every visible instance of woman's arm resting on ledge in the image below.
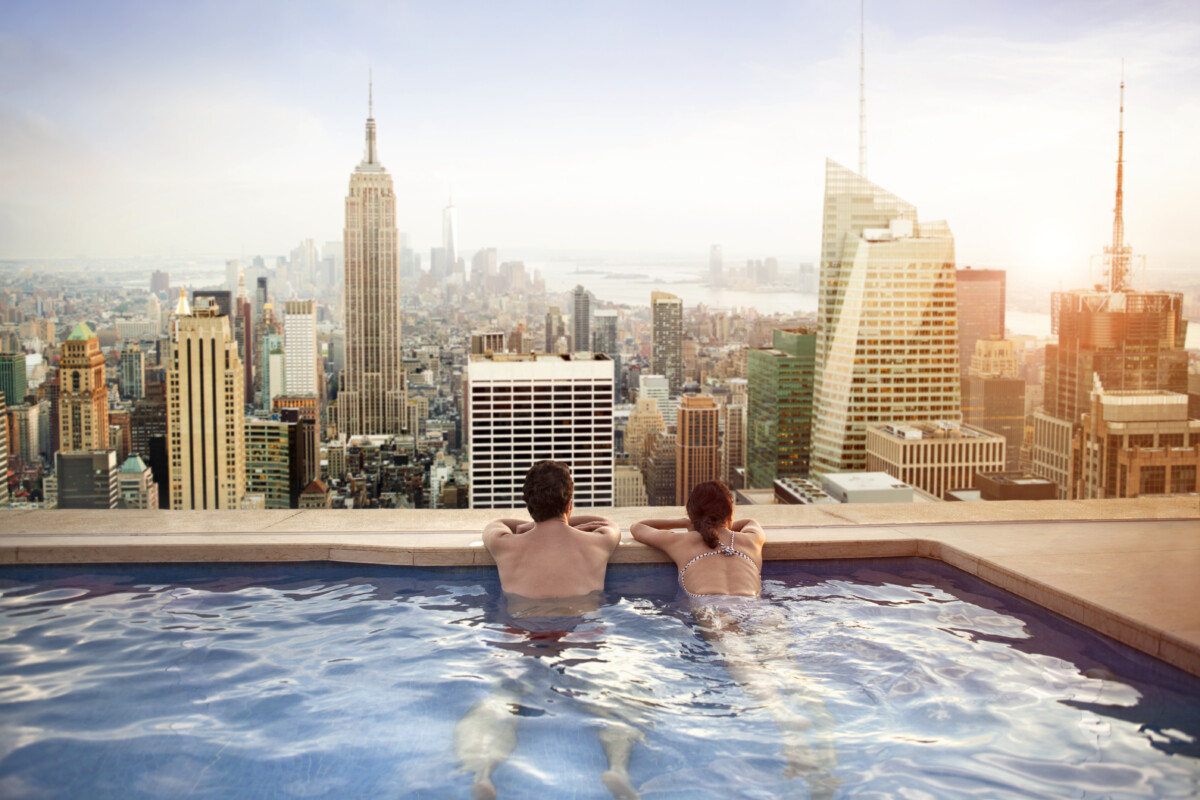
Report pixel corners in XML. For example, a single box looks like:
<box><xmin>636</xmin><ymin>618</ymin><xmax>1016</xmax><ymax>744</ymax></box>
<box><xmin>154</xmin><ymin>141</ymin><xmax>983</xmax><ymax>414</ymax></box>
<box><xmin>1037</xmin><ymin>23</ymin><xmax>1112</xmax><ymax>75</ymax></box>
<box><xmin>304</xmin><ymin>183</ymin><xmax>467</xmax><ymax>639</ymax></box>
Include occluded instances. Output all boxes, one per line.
<box><xmin>630</xmin><ymin>518</ymin><xmax>691</xmax><ymax>548</ymax></box>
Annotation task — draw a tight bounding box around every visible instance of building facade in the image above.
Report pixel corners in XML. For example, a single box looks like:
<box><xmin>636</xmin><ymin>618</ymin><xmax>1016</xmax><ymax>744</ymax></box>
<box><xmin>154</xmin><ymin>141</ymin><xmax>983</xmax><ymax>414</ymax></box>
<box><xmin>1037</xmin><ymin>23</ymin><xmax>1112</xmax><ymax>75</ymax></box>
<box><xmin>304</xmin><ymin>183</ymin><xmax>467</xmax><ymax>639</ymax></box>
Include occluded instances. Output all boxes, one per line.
<box><xmin>571</xmin><ymin>285</ymin><xmax>592</xmax><ymax>353</ymax></box>
<box><xmin>956</xmin><ymin>268</ymin><xmax>1006</xmax><ymax>378</ymax></box>
<box><xmin>117</xmin><ymin>454</ymin><xmax>159</xmax><ymax>509</ymax></box>
<box><xmin>120</xmin><ymin>341</ymin><xmax>145</xmax><ymax>402</ymax></box>
<box><xmin>651</xmin><ymin>291</ymin><xmax>684</xmax><ymax>395</ymax></box>
<box><xmin>58</xmin><ymin>322</ymin><xmax>110</xmax><ymax>454</ymax></box>
<box><xmin>56</xmin><ymin>450</ymin><xmax>119</xmax><ymax>509</ymax></box>
<box><xmin>466</xmin><ymin>353</ymin><xmax>614</xmax><ymax>509</ymax></box>
<box><xmin>167</xmin><ymin>306</ymin><xmax>246</xmax><ymax>510</ymax></box>
<box><xmin>747</xmin><ymin>327</ymin><xmax>816</xmax><ymax>488</ymax></box>
<box><xmin>338</xmin><ymin>100</ymin><xmax>406</xmax><ymax>436</ymax></box>
<box><xmin>283</xmin><ymin>299</ymin><xmax>319</xmax><ymax>398</ymax></box>
<box><xmin>865</xmin><ymin>421</ymin><xmax>1005</xmax><ymax>500</ymax></box>
<box><xmin>962</xmin><ymin>338</ymin><xmax>1025</xmax><ymax>472</ymax></box>
<box><xmin>244</xmin><ymin>419</ymin><xmax>292</xmax><ymax>509</ymax></box>
<box><xmin>0</xmin><ymin>389</ymin><xmax>7</xmax><ymax>506</ymax></box>
<box><xmin>1</xmin><ymin>351</ymin><xmax>28</xmax><ymax>407</ymax></box>
<box><xmin>614</xmin><ymin>464</ymin><xmax>648</xmax><ymax>507</ymax></box>
<box><xmin>812</xmin><ymin>161</ymin><xmax>962</xmax><ymax>475</ymax></box>
<box><xmin>1075</xmin><ymin>390</ymin><xmax>1200</xmax><ymax>499</ymax></box>
<box><xmin>675</xmin><ymin>394</ymin><xmax>719</xmax><ymax>504</ymax></box>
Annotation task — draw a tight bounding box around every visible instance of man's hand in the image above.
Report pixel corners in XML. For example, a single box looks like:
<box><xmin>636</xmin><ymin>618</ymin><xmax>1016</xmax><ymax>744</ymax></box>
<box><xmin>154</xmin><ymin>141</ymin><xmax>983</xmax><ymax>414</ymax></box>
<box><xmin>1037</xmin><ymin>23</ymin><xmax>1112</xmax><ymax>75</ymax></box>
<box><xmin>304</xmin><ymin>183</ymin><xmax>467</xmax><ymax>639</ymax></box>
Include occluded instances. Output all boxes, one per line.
<box><xmin>514</xmin><ymin>521</ymin><xmax>535</xmax><ymax>534</ymax></box>
<box><xmin>574</xmin><ymin>520</ymin><xmax>608</xmax><ymax>532</ymax></box>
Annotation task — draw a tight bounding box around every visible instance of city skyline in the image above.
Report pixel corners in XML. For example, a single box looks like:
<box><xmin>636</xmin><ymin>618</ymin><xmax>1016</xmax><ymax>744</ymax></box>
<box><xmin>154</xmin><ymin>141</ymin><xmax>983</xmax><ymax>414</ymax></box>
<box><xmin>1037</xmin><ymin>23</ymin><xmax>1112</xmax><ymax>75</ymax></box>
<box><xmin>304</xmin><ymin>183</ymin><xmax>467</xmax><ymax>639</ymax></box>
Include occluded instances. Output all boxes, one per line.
<box><xmin>2</xmin><ymin>1</ymin><xmax>1198</xmax><ymax>289</ymax></box>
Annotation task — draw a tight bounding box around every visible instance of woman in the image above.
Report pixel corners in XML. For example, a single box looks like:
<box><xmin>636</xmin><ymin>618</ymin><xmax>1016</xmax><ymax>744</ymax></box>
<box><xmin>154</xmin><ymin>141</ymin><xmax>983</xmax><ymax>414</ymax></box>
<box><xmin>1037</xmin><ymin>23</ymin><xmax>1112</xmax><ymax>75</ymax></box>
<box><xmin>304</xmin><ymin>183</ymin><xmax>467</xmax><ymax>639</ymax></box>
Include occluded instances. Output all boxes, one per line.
<box><xmin>630</xmin><ymin>480</ymin><xmax>764</xmax><ymax>599</ymax></box>
<box><xmin>632</xmin><ymin>481</ymin><xmax>839</xmax><ymax>797</ymax></box>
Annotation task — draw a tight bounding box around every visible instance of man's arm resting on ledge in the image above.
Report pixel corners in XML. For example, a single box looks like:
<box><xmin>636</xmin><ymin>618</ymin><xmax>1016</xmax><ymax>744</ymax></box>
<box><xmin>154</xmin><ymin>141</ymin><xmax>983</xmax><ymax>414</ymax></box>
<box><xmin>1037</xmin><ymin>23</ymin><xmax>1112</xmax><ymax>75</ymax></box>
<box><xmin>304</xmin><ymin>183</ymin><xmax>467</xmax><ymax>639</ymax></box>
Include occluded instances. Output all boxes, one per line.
<box><xmin>482</xmin><ymin>518</ymin><xmax>530</xmax><ymax>548</ymax></box>
<box><xmin>569</xmin><ymin>515</ymin><xmax>619</xmax><ymax>538</ymax></box>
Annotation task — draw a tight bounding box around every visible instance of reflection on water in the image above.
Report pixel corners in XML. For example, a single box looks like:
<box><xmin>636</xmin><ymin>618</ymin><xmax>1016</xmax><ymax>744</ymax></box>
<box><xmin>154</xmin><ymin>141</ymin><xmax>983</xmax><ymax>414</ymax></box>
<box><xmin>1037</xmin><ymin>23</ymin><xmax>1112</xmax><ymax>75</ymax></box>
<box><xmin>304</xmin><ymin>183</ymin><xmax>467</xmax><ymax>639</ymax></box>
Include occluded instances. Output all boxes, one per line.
<box><xmin>0</xmin><ymin>559</ymin><xmax>1196</xmax><ymax>799</ymax></box>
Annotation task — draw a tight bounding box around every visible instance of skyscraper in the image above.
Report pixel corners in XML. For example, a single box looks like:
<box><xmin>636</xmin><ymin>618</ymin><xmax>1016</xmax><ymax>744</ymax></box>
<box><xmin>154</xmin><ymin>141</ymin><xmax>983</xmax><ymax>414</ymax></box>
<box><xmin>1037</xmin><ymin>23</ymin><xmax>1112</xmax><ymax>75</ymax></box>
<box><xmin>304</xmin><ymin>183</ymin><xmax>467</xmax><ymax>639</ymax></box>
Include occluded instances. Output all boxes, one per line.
<box><xmin>571</xmin><ymin>285</ymin><xmax>592</xmax><ymax>352</ymax></box>
<box><xmin>675</xmin><ymin>394</ymin><xmax>719</xmax><ymax>504</ymax></box>
<box><xmin>120</xmin><ymin>341</ymin><xmax>145</xmax><ymax>402</ymax></box>
<box><xmin>1031</xmin><ymin>77</ymin><xmax>1188</xmax><ymax>497</ymax></box>
<box><xmin>962</xmin><ymin>338</ymin><xmax>1025</xmax><ymax>472</ymax></box>
<box><xmin>651</xmin><ymin>291</ymin><xmax>683</xmax><ymax>395</ymax></box>
<box><xmin>244</xmin><ymin>418</ymin><xmax>292</xmax><ymax>509</ymax></box>
<box><xmin>443</xmin><ymin>200</ymin><xmax>458</xmax><ymax>279</ymax></box>
<box><xmin>226</xmin><ymin>259</ymin><xmax>240</xmax><ymax>295</ymax></box>
<box><xmin>956</xmin><ymin>268</ymin><xmax>1006</xmax><ymax>378</ymax></box>
<box><xmin>0</xmin><ymin>389</ymin><xmax>7</xmax><ymax>506</ymax></box>
<box><xmin>747</xmin><ymin>327</ymin><xmax>817</xmax><ymax>487</ymax></box>
<box><xmin>338</xmin><ymin>89</ymin><xmax>406</xmax><ymax>436</ymax></box>
<box><xmin>58</xmin><ymin>322</ymin><xmax>110</xmax><ymax>454</ymax></box>
<box><xmin>811</xmin><ymin>160</ymin><xmax>961</xmax><ymax>474</ymax></box>
<box><xmin>709</xmin><ymin>245</ymin><xmax>723</xmax><ymax>287</ymax></box>
<box><xmin>0</xmin><ymin>351</ymin><xmax>27</xmax><ymax>407</ymax></box>
<box><xmin>283</xmin><ymin>299</ymin><xmax>318</xmax><ymax>398</ymax></box>
<box><xmin>544</xmin><ymin>306</ymin><xmax>566</xmax><ymax>354</ymax></box>
<box><xmin>465</xmin><ymin>352</ymin><xmax>614</xmax><ymax>509</ymax></box>
<box><xmin>167</xmin><ymin>305</ymin><xmax>246</xmax><ymax>509</ymax></box>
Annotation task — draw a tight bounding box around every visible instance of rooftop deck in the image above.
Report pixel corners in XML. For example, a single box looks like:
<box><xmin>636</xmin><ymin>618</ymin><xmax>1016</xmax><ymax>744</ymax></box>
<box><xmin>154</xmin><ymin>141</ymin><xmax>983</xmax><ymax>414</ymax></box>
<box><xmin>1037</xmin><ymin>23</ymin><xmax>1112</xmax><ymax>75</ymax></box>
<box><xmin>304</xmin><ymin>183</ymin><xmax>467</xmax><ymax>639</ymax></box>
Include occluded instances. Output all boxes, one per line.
<box><xmin>2</xmin><ymin>497</ymin><xmax>1197</xmax><ymax>677</ymax></box>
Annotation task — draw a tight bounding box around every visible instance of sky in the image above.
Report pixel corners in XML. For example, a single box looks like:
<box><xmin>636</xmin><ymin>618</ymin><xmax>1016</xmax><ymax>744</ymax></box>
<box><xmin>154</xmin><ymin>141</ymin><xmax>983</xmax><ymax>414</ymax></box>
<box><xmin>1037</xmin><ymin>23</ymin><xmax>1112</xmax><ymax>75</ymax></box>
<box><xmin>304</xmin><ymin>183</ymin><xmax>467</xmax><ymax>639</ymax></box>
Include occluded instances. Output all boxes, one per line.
<box><xmin>1</xmin><ymin>0</ymin><xmax>1198</xmax><ymax>288</ymax></box>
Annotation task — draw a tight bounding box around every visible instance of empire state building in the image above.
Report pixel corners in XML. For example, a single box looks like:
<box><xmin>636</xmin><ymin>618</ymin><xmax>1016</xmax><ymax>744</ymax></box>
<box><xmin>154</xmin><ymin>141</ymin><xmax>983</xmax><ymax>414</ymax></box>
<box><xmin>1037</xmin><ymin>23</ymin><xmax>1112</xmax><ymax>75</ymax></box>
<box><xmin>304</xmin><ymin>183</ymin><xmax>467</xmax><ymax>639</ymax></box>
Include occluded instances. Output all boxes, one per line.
<box><xmin>338</xmin><ymin>92</ymin><xmax>406</xmax><ymax>436</ymax></box>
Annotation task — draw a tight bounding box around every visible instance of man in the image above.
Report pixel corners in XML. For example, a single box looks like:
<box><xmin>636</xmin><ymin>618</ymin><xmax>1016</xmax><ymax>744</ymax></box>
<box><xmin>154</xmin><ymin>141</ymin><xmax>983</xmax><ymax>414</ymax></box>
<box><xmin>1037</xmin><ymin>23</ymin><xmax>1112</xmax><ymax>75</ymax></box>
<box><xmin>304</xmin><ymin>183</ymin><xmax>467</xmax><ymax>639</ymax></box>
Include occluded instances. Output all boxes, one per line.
<box><xmin>482</xmin><ymin>459</ymin><xmax>620</xmax><ymax>598</ymax></box>
<box><xmin>458</xmin><ymin>461</ymin><xmax>642</xmax><ymax>800</ymax></box>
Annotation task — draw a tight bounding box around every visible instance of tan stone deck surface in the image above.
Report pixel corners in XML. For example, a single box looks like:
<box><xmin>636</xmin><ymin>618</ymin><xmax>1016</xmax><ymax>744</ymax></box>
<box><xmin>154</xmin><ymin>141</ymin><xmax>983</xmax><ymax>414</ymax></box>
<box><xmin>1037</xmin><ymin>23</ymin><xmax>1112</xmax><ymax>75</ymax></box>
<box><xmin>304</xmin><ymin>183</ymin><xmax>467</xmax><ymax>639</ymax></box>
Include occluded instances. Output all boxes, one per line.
<box><xmin>1</xmin><ymin>497</ymin><xmax>1198</xmax><ymax>676</ymax></box>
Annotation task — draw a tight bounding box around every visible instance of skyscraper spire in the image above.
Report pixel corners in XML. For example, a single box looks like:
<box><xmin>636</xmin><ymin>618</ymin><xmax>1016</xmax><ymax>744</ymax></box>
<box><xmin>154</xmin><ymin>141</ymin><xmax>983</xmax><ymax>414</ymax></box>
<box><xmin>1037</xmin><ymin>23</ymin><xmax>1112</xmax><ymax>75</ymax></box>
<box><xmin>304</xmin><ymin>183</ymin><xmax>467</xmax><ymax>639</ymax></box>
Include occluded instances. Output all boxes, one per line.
<box><xmin>1106</xmin><ymin>62</ymin><xmax>1131</xmax><ymax>293</ymax></box>
<box><xmin>858</xmin><ymin>0</ymin><xmax>867</xmax><ymax>178</ymax></box>
<box><xmin>360</xmin><ymin>72</ymin><xmax>380</xmax><ymax>170</ymax></box>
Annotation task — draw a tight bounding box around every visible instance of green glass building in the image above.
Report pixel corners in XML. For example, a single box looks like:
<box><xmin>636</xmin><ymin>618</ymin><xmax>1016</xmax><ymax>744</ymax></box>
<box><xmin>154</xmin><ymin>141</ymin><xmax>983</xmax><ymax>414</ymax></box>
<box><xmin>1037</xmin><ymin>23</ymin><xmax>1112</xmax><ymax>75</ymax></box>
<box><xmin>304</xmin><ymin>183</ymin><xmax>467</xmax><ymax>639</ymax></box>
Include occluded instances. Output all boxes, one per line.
<box><xmin>747</xmin><ymin>327</ymin><xmax>816</xmax><ymax>488</ymax></box>
<box><xmin>0</xmin><ymin>351</ymin><xmax>27</xmax><ymax>408</ymax></box>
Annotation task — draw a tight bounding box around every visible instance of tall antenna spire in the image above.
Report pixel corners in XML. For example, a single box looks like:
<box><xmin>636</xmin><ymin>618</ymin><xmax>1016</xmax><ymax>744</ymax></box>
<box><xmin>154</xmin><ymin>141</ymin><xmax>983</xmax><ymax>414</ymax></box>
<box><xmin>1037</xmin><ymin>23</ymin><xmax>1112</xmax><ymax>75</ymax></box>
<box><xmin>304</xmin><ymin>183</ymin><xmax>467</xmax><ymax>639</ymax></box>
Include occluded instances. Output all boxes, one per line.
<box><xmin>858</xmin><ymin>0</ymin><xmax>867</xmax><ymax>178</ymax></box>
<box><xmin>1106</xmin><ymin>61</ymin><xmax>1131</xmax><ymax>292</ymax></box>
<box><xmin>361</xmin><ymin>69</ymin><xmax>379</xmax><ymax>168</ymax></box>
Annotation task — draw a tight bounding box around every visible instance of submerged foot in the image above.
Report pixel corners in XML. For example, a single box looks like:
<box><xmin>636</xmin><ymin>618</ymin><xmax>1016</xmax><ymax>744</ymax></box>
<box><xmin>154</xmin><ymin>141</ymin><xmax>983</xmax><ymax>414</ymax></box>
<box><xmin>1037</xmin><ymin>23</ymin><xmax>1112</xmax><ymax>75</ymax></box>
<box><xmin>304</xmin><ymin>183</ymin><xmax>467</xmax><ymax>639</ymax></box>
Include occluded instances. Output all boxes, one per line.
<box><xmin>601</xmin><ymin>769</ymin><xmax>640</xmax><ymax>800</ymax></box>
<box><xmin>805</xmin><ymin>770</ymin><xmax>842</xmax><ymax>800</ymax></box>
<box><xmin>471</xmin><ymin>777</ymin><xmax>498</xmax><ymax>800</ymax></box>
<box><xmin>781</xmin><ymin>742</ymin><xmax>820</xmax><ymax>777</ymax></box>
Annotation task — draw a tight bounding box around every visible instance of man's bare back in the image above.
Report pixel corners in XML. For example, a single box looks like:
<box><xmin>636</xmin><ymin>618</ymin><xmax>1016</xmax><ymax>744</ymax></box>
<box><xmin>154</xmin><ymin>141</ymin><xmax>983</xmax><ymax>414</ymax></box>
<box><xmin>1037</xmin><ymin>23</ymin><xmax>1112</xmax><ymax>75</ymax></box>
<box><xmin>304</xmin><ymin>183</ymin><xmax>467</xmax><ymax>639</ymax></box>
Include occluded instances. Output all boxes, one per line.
<box><xmin>482</xmin><ymin>514</ymin><xmax>620</xmax><ymax>599</ymax></box>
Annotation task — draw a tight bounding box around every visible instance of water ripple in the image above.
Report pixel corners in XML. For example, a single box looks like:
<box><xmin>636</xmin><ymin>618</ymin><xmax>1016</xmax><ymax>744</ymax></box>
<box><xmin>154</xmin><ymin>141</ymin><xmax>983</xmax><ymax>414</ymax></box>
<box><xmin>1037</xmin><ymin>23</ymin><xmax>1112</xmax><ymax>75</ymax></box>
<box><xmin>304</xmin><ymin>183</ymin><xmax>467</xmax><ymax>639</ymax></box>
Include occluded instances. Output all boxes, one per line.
<box><xmin>0</xmin><ymin>560</ymin><xmax>1194</xmax><ymax>799</ymax></box>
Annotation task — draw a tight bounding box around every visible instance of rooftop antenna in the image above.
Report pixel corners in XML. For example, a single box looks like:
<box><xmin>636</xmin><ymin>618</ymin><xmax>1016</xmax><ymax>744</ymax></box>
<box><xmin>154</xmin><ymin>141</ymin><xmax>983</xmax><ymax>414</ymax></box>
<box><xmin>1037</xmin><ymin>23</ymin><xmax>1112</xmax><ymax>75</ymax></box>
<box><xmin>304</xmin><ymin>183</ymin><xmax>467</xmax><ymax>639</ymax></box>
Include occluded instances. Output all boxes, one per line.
<box><xmin>369</xmin><ymin>66</ymin><xmax>373</xmax><ymax>119</ymax></box>
<box><xmin>1105</xmin><ymin>60</ymin><xmax>1131</xmax><ymax>293</ymax></box>
<box><xmin>858</xmin><ymin>0</ymin><xmax>867</xmax><ymax>178</ymax></box>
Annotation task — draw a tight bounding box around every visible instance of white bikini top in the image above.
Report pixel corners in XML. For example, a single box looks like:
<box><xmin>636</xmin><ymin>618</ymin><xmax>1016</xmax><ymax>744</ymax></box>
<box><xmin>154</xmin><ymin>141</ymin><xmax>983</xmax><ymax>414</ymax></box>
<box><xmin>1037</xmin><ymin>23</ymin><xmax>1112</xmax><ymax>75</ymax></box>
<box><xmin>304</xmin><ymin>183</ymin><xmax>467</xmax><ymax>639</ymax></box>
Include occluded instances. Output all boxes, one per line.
<box><xmin>677</xmin><ymin>528</ymin><xmax>759</xmax><ymax>598</ymax></box>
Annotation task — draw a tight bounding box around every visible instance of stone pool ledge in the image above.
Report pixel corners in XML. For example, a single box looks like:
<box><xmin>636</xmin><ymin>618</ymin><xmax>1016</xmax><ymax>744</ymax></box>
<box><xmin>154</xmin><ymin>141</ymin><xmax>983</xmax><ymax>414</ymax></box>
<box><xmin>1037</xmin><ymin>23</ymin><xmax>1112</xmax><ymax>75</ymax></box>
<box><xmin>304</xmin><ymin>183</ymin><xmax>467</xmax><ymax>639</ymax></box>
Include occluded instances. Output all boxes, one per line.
<box><xmin>1</xmin><ymin>497</ymin><xmax>1198</xmax><ymax>677</ymax></box>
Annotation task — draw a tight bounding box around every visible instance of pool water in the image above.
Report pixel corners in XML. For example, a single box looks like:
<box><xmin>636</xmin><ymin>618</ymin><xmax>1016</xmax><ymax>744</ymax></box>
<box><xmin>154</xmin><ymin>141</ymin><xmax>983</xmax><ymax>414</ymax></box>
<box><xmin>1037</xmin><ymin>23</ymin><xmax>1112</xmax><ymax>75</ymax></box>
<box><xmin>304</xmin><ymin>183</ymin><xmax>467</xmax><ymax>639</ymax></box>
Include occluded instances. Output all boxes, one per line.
<box><xmin>0</xmin><ymin>558</ymin><xmax>1196</xmax><ymax>799</ymax></box>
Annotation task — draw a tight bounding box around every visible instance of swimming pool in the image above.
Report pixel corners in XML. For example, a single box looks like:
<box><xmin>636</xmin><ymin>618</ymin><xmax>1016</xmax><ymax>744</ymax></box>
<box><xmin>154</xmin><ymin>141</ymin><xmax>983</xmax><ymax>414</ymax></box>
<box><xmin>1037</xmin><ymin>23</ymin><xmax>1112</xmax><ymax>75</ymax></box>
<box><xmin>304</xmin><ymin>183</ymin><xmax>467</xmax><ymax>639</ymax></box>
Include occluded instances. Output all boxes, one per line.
<box><xmin>1</xmin><ymin>558</ymin><xmax>1197</xmax><ymax>799</ymax></box>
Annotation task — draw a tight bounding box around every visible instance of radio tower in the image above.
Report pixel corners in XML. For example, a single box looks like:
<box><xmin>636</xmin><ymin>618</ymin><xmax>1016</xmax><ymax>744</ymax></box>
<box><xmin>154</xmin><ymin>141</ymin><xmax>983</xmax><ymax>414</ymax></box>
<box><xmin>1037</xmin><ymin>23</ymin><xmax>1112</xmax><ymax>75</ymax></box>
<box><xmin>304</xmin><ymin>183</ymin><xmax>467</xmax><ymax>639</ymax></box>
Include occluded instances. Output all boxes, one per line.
<box><xmin>858</xmin><ymin>0</ymin><xmax>867</xmax><ymax>177</ymax></box>
<box><xmin>1105</xmin><ymin>63</ymin><xmax>1132</xmax><ymax>292</ymax></box>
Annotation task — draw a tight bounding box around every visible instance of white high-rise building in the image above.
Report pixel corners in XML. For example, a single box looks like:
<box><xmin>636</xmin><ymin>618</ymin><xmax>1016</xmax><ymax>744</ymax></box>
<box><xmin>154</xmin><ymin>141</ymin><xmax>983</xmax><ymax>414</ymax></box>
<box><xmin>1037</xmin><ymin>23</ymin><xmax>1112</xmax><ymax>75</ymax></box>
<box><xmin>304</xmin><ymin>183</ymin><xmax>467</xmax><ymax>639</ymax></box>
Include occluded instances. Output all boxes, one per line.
<box><xmin>466</xmin><ymin>352</ymin><xmax>615</xmax><ymax>510</ymax></box>
<box><xmin>283</xmin><ymin>299</ymin><xmax>318</xmax><ymax>398</ymax></box>
<box><xmin>339</xmin><ymin>88</ymin><xmax>405</xmax><ymax>436</ymax></box>
<box><xmin>811</xmin><ymin>160</ymin><xmax>961</xmax><ymax>475</ymax></box>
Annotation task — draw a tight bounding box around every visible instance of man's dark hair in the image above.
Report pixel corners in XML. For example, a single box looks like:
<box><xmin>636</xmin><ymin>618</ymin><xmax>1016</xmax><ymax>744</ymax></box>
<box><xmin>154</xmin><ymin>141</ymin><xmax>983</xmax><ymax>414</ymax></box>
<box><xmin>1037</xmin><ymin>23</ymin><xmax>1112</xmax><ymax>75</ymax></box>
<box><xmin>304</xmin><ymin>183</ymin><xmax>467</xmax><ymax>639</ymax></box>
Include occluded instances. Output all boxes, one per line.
<box><xmin>523</xmin><ymin>460</ymin><xmax>573</xmax><ymax>522</ymax></box>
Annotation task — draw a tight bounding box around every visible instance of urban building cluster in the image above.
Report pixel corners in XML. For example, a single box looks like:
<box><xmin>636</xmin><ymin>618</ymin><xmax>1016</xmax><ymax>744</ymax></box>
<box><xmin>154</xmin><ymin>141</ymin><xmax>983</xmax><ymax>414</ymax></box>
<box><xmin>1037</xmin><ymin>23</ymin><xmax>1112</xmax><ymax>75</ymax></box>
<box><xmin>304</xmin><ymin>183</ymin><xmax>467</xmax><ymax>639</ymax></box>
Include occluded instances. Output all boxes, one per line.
<box><xmin>1</xmin><ymin>80</ymin><xmax>1198</xmax><ymax>512</ymax></box>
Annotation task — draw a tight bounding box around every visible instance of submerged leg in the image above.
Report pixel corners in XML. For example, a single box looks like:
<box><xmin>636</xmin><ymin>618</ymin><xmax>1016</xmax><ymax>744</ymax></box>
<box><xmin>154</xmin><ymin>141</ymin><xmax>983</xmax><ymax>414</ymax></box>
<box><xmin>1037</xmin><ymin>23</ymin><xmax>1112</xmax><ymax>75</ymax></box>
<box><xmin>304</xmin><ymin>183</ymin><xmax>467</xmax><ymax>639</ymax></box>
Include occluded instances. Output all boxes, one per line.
<box><xmin>598</xmin><ymin>720</ymin><xmax>643</xmax><ymax>800</ymax></box>
<box><xmin>699</xmin><ymin>609</ymin><xmax>839</xmax><ymax>789</ymax></box>
<box><xmin>454</xmin><ymin>680</ymin><xmax>527</xmax><ymax>800</ymax></box>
